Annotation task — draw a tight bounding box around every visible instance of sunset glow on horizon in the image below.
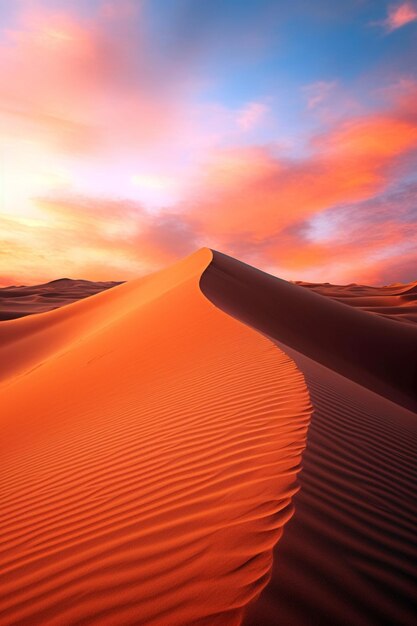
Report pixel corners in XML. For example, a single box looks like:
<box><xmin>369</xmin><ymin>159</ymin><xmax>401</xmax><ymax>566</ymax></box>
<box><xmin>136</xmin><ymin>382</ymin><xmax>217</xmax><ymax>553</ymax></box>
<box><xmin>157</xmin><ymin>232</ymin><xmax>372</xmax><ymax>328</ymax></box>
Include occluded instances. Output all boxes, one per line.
<box><xmin>1</xmin><ymin>0</ymin><xmax>417</xmax><ymax>286</ymax></box>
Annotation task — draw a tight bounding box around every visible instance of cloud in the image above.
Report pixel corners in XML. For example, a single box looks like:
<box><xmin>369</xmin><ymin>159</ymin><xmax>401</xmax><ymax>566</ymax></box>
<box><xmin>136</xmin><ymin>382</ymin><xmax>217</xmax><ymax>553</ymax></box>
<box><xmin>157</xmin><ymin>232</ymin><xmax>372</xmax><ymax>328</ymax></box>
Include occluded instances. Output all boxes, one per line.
<box><xmin>177</xmin><ymin>85</ymin><xmax>417</xmax><ymax>282</ymax></box>
<box><xmin>263</xmin><ymin>182</ymin><xmax>417</xmax><ymax>283</ymax></box>
<box><xmin>187</xmin><ymin>108</ymin><xmax>417</xmax><ymax>242</ymax></box>
<box><xmin>38</xmin><ymin>195</ymin><xmax>200</xmax><ymax>265</ymax></box>
<box><xmin>4</xmin><ymin>82</ymin><xmax>417</xmax><ymax>286</ymax></box>
<box><xmin>0</xmin><ymin>2</ymin><xmax>197</xmax><ymax>157</ymax></box>
<box><xmin>302</xmin><ymin>81</ymin><xmax>337</xmax><ymax>110</ymax></box>
<box><xmin>378</xmin><ymin>2</ymin><xmax>417</xmax><ymax>32</ymax></box>
<box><xmin>236</xmin><ymin>102</ymin><xmax>269</xmax><ymax>131</ymax></box>
<box><xmin>1</xmin><ymin>2</ymin><xmax>417</xmax><ymax>286</ymax></box>
<box><xmin>0</xmin><ymin>194</ymin><xmax>201</xmax><ymax>285</ymax></box>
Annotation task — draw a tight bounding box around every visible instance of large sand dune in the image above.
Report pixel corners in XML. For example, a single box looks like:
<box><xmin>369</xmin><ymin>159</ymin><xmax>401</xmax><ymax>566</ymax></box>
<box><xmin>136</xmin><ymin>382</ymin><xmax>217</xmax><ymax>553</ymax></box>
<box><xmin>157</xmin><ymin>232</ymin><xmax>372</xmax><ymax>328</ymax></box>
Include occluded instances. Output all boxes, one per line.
<box><xmin>0</xmin><ymin>249</ymin><xmax>311</xmax><ymax>625</ymax></box>
<box><xmin>1</xmin><ymin>248</ymin><xmax>416</xmax><ymax>625</ymax></box>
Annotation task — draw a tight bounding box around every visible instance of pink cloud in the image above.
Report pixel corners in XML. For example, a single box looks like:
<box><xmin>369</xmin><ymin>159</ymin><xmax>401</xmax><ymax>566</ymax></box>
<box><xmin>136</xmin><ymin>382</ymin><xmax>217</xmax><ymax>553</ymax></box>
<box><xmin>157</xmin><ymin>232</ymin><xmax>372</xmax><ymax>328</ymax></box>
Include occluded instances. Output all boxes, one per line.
<box><xmin>379</xmin><ymin>2</ymin><xmax>417</xmax><ymax>32</ymax></box>
<box><xmin>0</xmin><ymin>3</ymin><xmax>194</xmax><ymax>157</ymax></box>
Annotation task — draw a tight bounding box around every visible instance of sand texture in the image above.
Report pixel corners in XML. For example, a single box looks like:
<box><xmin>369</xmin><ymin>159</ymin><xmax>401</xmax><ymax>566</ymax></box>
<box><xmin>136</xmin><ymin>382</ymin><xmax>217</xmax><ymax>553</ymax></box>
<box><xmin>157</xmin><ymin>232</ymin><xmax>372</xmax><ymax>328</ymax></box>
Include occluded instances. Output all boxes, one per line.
<box><xmin>1</xmin><ymin>248</ymin><xmax>416</xmax><ymax>625</ymax></box>
<box><xmin>201</xmin><ymin>251</ymin><xmax>417</xmax><ymax>626</ymax></box>
<box><xmin>0</xmin><ymin>249</ymin><xmax>311</xmax><ymax>625</ymax></box>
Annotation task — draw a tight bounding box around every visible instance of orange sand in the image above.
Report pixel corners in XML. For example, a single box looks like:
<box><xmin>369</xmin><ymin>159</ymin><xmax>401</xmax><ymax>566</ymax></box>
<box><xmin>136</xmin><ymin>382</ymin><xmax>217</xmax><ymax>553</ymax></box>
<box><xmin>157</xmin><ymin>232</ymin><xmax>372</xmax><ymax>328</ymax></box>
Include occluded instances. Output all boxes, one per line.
<box><xmin>1</xmin><ymin>248</ymin><xmax>416</xmax><ymax>625</ymax></box>
<box><xmin>0</xmin><ymin>249</ymin><xmax>311</xmax><ymax>625</ymax></box>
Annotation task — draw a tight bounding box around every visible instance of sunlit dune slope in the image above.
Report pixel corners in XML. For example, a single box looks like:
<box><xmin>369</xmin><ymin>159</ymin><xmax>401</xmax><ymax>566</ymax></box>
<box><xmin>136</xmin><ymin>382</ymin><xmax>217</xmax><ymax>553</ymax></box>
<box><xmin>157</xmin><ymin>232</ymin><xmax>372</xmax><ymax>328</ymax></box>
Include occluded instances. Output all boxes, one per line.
<box><xmin>0</xmin><ymin>279</ymin><xmax>121</xmax><ymax>321</ymax></box>
<box><xmin>200</xmin><ymin>250</ymin><xmax>417</xmax><ymax>626</ymax></box>
<box><xmin>0</xmin><ymin>248</ymin><xmax>311</xmax><ymax>626</ymax></box>
<box><xmin>201</xmin><ymin>251</ymin><xmax>417</xmax><ymax>412</ymax></box>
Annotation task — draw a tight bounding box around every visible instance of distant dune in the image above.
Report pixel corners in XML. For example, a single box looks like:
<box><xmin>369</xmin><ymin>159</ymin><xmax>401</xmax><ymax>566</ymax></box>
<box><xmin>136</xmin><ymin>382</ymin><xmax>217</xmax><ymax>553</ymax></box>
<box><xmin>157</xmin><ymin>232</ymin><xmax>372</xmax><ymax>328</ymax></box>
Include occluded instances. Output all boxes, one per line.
<box><xmin>0</xmin><ymin>279</ymin><xmax>121</xmax><ymax>321</ymax></box>
<box><xmin>0</xmin><ymin>250</ymin><xmax>416</xmax><ymax>625</ymax></box>
<box><xmin>296</xmin><ymin>279</ymin><xmax>417</xmax><ymax>326</ymax></box>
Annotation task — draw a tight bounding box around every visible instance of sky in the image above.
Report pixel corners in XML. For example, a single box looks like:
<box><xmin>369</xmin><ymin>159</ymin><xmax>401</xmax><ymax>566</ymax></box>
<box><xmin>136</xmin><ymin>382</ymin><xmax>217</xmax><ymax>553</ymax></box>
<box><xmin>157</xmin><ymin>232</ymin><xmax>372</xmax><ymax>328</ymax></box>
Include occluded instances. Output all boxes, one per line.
<box><xmin>1</xmin><ymin>0</ymin><xmax>417</xmax><ymax>286</ymax></box>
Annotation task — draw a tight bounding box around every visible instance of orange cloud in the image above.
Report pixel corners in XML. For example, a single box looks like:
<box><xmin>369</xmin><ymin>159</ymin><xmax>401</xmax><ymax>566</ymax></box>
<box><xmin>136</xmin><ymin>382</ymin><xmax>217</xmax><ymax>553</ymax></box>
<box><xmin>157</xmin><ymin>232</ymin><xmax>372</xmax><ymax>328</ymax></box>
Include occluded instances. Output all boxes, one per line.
<box><xmin>188</xmin><ymin>110</ymin><xmax>417</xmax><ymax>241</ymax></box>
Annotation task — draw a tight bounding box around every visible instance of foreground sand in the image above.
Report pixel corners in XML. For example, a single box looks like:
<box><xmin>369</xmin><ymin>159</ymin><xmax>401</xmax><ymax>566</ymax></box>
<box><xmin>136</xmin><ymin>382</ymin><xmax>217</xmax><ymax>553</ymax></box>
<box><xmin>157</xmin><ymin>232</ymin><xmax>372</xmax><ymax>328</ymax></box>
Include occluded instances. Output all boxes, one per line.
<box><xmin>0</xmin><ymin>249</ymin><xmax>311</xmax><ymax>625</ymax></box>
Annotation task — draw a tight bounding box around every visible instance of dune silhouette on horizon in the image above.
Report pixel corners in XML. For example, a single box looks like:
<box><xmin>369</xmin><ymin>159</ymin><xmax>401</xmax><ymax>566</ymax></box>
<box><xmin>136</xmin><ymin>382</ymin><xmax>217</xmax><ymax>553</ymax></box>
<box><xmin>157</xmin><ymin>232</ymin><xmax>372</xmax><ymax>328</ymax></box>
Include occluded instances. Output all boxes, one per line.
<box><xmin>0</xmin><ymin>279</ymin><xmax>122</xmax><ymax>321</ymax></box>
<box><xmin>0</xmin><ymin>248</ymin><xmax>416</xmax><ymax>625</ymax></box>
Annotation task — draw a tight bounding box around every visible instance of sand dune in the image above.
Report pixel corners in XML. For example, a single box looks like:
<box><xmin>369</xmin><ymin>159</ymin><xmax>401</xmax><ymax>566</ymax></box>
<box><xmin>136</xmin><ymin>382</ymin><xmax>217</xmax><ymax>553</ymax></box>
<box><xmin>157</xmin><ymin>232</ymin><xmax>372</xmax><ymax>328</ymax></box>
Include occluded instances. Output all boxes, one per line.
<box><xmin>3</xmin><ymin>275</ymin><xmax>416</xmax><ymax>328</ymax></box>
<box><xmin>200</xmin><ymin>251</ymin><xmax>417</xmax><ymax>625</ymax></box>
<box><xmin>0</xmin><ymin>249</ymin><xmax>311</xmax><ymax>625</ymax></box>
<box><xmin>0</xmin><ymin>279</ymin><xmax>121</xmax><ymax>321</ymax></box>
<box><xmin>296</xmin><ymin>280</ymin><xmax>417</xmax><ymax>326</ymax></box>
<box><xmin>1</xmin><ymin>248</ymin><xmax>416</xmax><ymax>625</ymax></box>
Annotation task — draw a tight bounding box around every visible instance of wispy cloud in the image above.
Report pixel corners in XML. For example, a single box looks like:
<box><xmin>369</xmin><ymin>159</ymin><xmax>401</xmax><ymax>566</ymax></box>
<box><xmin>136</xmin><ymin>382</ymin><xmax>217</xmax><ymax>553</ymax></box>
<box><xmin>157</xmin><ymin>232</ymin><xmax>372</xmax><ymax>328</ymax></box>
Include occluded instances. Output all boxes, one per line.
<box><xmin>377</xmin><ymin>2</ymin><xmax>417</xmax><ymax>32</ymax></box>
<box><xmin>236</xmin><ymin>102</ymin><xmax>269</xmax><ymax>131</ymax></box>
<box><xmin>302</xmin><ymin>81</ymin><xmax>337</xmax><ymax>110</ymax></box>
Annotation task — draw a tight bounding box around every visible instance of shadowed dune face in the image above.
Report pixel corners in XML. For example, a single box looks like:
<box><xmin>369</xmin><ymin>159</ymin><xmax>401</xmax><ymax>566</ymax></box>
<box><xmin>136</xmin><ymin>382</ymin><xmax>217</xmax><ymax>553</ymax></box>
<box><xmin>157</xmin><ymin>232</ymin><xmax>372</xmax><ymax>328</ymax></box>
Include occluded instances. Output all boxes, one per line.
<box><xmin>200</xmin><ymin>251</ymin><xmax>417</xmax><ymax>412</ymax></box>
<box><xmin>0</xmin><ymin>279</ymin><xmax>122</xmax><ymax>321</ymax></box>
<box><xmin>200</xmin><ymin>251</ymin><xmax>417</xmax><ymax>626</ymax></box>
<box><xmin>242</xmin><ymin>352</ymin><xmax>417</xmax><ymax>626</ymax></box>
<box><xmin>0</xmin><ymin>249</ymin><xmax>311</xmax><ymax>625</ymax></box>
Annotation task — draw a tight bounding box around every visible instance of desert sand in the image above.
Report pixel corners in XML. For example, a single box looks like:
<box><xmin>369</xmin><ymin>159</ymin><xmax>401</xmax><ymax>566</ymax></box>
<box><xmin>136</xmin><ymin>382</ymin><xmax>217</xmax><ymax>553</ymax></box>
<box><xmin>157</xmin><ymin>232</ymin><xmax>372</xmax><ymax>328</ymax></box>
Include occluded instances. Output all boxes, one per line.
<box><xmin>0</xmin><ymin>279</ymin><xmax>120</xmax><ymax>321</ymax></box>
<box><xmin>0</xmin><ymin>249</ymin><xmax>311</xmax><ymax>625</ymax></box>
<box><xmin>0</xmin><ymin>248</ymin><xmax>416</xmax><ymax>625</ymax></box>
<box><xmin>296</xmin><ymin>280</ymin><xmax>417</xmax><ymax>326</ymax></box>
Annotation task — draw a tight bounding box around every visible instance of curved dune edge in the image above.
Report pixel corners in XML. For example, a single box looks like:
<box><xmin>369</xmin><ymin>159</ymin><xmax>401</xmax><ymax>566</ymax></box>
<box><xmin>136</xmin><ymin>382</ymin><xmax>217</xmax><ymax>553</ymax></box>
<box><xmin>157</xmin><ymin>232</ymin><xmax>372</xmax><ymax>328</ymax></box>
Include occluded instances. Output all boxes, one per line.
<box><xmin>200</xmin><ymin>251</ymin><xmax>417</xmax><ymax>412</ymax></box>
<box><xmin>200</xmin><ymin>250</ymin><xmax>417</xmax><ymax>625</ymax></box>
<box><xmin>0</xmin><ymin>248</ymin><xmax>312</xmax><ymax>625</ymax></box>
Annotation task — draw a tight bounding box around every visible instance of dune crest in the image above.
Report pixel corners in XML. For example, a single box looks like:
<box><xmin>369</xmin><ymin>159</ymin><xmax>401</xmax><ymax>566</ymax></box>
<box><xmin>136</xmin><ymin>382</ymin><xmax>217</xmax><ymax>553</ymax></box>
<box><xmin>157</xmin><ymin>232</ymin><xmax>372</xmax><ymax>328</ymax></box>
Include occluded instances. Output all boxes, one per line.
<box><xmin>200</xmin><ymin>251</ymin><xmax>417</xmax><ymax>412</ymax></box>
<box><xmin>0</xmin><ymin>249</ymin><xmax>311</xmax><ymax>625</ymax></box>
